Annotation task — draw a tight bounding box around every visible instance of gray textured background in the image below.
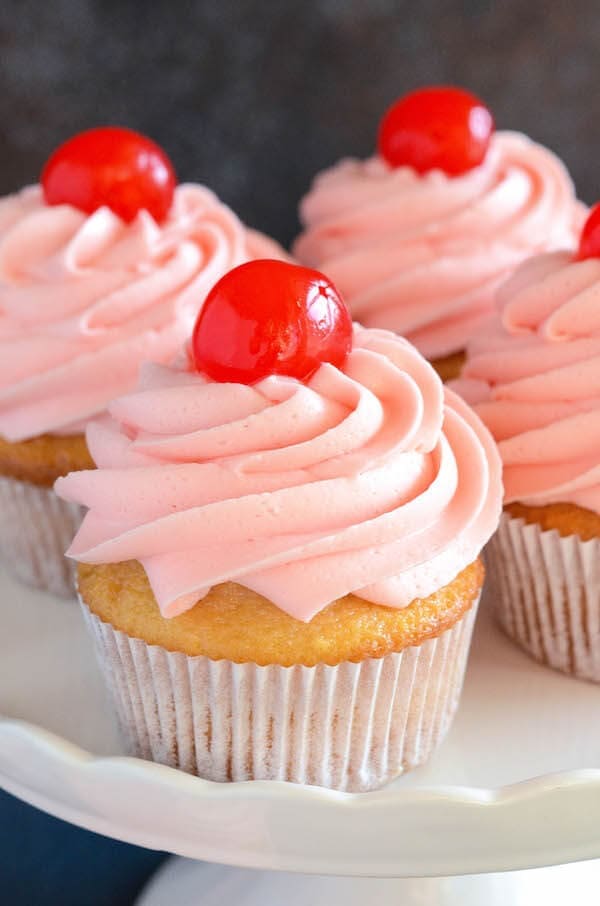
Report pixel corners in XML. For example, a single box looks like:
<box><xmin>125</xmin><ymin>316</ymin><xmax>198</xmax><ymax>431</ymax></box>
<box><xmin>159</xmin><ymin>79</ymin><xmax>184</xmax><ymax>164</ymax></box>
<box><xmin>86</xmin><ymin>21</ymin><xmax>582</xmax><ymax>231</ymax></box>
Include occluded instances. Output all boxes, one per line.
<box><xmin>0</xmin><ymin>0</ymin><xmax>598</xmax><ymax>245</ymax></box>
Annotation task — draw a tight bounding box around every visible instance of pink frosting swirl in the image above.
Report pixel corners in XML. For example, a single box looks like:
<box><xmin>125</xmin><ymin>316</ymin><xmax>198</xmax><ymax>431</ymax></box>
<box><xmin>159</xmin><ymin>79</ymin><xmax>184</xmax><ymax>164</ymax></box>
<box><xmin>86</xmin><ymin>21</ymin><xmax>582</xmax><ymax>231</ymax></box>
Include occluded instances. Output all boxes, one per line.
<box><xmin>0</xmin><ymin>184</ymin><xmax>284</xmax><ymax>442</ymax></box>
<box><xmin>294</xmin><ymin>132</ymin><xmax>585</xmax><ymax>359</ymax></box>
<box><xmin>56</xmin><ymin>327</ymin><xmax>502</xmax><ymax>621</ymax></box>
<box><xmin>454</xmin><ymin>251</ymin><xmax>600</xmax><ymax>514</ymax></box>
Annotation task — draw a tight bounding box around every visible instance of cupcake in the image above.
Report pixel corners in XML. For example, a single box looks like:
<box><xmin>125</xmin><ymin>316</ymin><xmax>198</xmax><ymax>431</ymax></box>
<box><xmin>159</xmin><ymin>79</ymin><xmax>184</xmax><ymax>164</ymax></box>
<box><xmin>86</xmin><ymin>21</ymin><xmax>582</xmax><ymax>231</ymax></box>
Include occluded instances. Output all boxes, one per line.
<box><xmin>56</xmin><ymin>259</ymin><xmax>502</xmax><ymax>791</ymax></box>
<box><xmin>454</xmin><ymin>204</ymin><xmax>600</xmax><ymax>681</ymax></box>
<box><xmin>294</xmin><ymin>86</ymin><xmax>585</xmax><ymax>381</ymax></box>
<box><xmin>0</xmin><ymin>127</ymin><xmax>284</xmax><ymax>596</ymax></box>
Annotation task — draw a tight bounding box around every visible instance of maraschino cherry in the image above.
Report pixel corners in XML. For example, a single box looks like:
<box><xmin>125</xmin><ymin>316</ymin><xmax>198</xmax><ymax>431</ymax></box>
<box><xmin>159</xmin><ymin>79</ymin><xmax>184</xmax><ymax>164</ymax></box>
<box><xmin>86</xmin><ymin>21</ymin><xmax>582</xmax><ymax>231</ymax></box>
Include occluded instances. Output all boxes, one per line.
<box><xmin>576</xmin><ymin>204</ymin><xmax>600</xmax><ymax>260</ymax></box>
<box><xmin>377</xmin><ymin>86</ymin><xmax>494</xmax><ymax>176</ymax></box>
<box><xmin>41</xmin><ymin>126</ymin><xmax>176</xmax><ymax>223</ymax></box>
<box><xmin>192</xmin><ymin>259</ymin><xmax>353</xmax><ymax>384</ymax></box>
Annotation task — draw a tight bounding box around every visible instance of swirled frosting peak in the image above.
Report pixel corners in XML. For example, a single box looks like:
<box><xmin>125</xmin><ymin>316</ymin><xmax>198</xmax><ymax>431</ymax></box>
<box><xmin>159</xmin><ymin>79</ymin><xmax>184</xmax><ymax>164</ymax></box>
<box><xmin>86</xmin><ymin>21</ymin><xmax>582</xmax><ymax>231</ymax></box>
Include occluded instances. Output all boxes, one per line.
<box><xmin>454</xmin><ymin>251</ymin><xmax>600</xmax><ymax>514</ymax></box>
<box><xmin>0</xmin><ymin>184</ymin><xmax>285</xmax><ymax>442</ymax></box>
<box><xmin>56</xmin><ymin>327</ymin><xmax>502</xmax><ymax>621</ymax></box>
<box><xmin>294</xmin><ymin>132</ymin><xmax>585</xmax><ymax>360</ymax></box>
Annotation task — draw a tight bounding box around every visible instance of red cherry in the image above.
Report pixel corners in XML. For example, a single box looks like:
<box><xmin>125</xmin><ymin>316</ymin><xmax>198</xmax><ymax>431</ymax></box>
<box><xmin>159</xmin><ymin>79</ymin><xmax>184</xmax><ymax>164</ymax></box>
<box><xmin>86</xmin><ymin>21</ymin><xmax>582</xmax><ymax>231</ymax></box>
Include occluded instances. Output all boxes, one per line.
<box><xmin>192</xmin><ymin>260</ymin><xmax>353</xmax><ymax>384</ymax></box>
<box><xmin>41</xmin><ymin>126</ymin><xmax>176</xmax><ymax>223</ymax></box>
<box><xmin>576</xmin><ymin>203</ymin><xmax>600</xmax><ymax>260</ymax></box>
<box><xmin>377</xmin><ymin>86</ymin><xmax>494</xmax><ymax>176</ymax></box>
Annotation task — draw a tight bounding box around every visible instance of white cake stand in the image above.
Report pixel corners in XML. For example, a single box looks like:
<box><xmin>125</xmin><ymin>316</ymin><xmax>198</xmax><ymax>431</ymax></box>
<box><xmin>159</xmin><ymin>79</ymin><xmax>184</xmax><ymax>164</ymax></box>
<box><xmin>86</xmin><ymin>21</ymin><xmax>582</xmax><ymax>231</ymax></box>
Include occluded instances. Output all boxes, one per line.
<box><xmin>1</xmin><ymin>566</ymin><xmax>600</xmax><ymax>904</ymax></box>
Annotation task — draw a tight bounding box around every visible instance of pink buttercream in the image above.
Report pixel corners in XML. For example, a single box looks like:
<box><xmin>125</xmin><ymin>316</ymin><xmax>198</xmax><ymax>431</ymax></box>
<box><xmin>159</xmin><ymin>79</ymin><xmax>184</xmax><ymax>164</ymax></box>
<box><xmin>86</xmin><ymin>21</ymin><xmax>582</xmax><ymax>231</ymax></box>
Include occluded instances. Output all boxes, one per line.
<box><xmin>56</xmin><ymin>327</ymin><xmax>502</xmax><ymax>621</ymax></box>
<box><xmin>0</xmin><ymin>184</ymin><xmax>284</xmax><ymax>442</ymax></box>
<box><xmin>454</xmin><ymin>251</ymin><xmax>600</xmax><ymax>514</ymax></box>
<box><xmin>294</xmin><ymin>132</ymin><xmax>585</xmax><ymax>359</ymax></box>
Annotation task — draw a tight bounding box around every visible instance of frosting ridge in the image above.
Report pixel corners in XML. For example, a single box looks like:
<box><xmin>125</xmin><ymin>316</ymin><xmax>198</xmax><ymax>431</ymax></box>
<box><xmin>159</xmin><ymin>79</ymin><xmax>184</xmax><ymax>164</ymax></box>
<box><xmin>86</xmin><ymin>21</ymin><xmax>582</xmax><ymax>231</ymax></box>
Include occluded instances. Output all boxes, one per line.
<box><xmin>294</xmin><ymin>132</ymin><xmax>585</xmax><ymax>359</ymax></box>
<box><xmin>0</xmin><ymin>184</ymin><xmax>284</xmax><ymax>441</ymax></box>
<box><xmin>56</xmin><ymin>327</ymin><xmax>502</xmax><ymax>621</ymax></box>
<box><xmin>455</xmin><ymin>251</ymin><xmax>600</xmax><ymax>514</ymax></box>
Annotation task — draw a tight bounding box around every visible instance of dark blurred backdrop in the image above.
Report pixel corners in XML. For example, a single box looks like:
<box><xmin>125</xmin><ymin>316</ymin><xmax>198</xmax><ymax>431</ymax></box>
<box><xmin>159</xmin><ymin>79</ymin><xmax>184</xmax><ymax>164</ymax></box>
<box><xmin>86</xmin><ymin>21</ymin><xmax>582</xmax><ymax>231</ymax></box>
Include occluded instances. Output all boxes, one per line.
<box><xmin>0</xmin><ymin>0</ymin><xmax>599</xmax><ymax>247</ymax></box>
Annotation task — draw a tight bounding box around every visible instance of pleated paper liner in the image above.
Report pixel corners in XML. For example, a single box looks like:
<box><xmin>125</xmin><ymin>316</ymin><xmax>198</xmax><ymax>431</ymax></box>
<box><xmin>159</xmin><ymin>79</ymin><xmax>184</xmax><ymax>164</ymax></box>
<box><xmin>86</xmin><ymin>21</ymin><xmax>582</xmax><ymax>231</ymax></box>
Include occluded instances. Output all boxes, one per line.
<box><xmin>486</xmin><ymin>512</ymin><xmax>600</xmax><ymax>682</ymax></box>
<box><xmin>0</xmin><ymin>474</ymin><xmax>84</xmax><ymax>598</ymax></box>
<box><xmin>81</xmin><ymin>595</ymin><xmax>479</xmax><ymax>793</ymax></box>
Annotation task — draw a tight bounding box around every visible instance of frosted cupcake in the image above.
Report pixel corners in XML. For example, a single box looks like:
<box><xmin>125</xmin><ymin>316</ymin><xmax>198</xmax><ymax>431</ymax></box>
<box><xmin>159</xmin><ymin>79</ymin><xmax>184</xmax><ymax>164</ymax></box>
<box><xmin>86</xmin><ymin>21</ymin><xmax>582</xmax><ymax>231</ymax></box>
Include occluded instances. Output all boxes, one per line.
<box><xmin>454</xmin><ymin>204</ymin><xmax>600</xmax><ymax>681</ymax></box>
<box><xmin>0</xmin><ymin>127</ymin><xmax>284</xmax><ymax>595</ymax></box>
<box><xmin>56</xmin><ymin>259</ymin><xmax>502</xmax><ymax>791</ymax></box>
<box><xmin>294</xmin><ymin>86</ymin><xmax>585</xmax><ymax>380</ymax></box>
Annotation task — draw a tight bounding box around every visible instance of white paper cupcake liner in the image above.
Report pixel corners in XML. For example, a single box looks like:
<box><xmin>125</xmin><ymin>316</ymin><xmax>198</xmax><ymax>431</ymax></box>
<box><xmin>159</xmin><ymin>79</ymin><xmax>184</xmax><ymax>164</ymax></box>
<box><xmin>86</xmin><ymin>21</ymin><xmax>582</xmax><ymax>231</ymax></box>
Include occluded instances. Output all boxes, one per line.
<box><xmin>81</xmin><ymin>595</ymin><xmax>479</xmax><ymax>792</ymax></box>
<box><xmin>486</xmin><ymin>512</ymin><xmax>600</xmax><ymax>682</ymax></box>
<box><xmin>0</xmin><ymin>474</ymin><xmax>84</xmax><ymax>598</ymax></box>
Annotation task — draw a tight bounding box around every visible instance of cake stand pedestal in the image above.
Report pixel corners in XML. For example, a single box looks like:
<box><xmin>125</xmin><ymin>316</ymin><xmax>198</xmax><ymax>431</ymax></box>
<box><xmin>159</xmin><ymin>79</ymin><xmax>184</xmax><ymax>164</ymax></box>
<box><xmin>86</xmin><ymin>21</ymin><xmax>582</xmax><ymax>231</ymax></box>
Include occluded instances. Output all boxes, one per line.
<box><xmin>137</xmin><ymin>858</ymin><xmax>600</xmax><ymax>906</ymax></box>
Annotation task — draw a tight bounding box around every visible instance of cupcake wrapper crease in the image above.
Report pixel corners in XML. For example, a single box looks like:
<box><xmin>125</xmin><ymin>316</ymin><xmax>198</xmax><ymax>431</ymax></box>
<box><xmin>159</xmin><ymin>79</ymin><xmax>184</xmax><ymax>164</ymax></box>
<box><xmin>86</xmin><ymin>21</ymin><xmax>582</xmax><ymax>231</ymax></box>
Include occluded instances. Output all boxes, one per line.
<box><xmin>81</xmin><ymin>596</ymin><xmax>479</xmax><ymax>792</ymax></box>
<box><xmin>0</xmin><ymin>474</ymin><xmax>84</xmax><ymax>598</ymax></box>
<box><xmin>486</xmin><ymin>512</ymin><xmax>600</xmax><ymax>682</ymax></box>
